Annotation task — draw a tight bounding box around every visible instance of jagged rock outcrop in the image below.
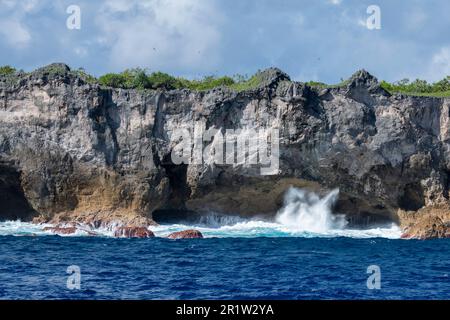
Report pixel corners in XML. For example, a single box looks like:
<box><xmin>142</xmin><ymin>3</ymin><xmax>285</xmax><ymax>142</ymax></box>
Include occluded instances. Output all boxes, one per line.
<box><xmin>1</xmin><ymin>63</ymin><xmax>450</xmax><ymax>238</ymax></box>
<box><xmin>399</xmin><ymin>205</ymin><xmax>450</xmax><ymax>239</ymax></box>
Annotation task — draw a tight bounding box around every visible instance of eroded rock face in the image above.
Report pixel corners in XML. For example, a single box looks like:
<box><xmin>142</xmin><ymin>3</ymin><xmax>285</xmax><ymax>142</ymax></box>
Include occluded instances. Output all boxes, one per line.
<box><xmin>1</xmin><ymin>63</ymin><xmax>450</xmax><ymax>238</ymax></box>
<box><xmin>168</xmin><ymin>229</ymin><xmax>204</xmax><ymax>239</ymax></box>
<box><xmin>114</xmin><ymin>226</ymin><xmax>155</xmax><ymax>238</ymax></box>
<box><xmin>399</xmin><ymin>206</ymin><xmax>450</xmax><ymax>239</ymax></box>
<box><xmin>0</xmin><ymin>64</ymin><xmax>169</xmax><ymax>227</ymax></box>
<box><xmin>401</xmin><ymin>216</ymin><xmax>449</xmax><ymax>239</ymax></box>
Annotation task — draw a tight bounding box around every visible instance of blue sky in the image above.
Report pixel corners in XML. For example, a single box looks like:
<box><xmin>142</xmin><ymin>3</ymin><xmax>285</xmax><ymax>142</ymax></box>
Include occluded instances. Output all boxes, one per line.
<box><xmin>0</xmin><ymin>0</ymin><xmax>449</xmax><ymax>83</ymax></box>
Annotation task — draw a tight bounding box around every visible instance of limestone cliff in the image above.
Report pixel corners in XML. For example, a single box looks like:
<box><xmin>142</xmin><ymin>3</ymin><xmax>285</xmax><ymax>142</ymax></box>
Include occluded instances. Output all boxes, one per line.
<box><xmin>1</xmin><ymin>63</ymin><xmax>449</xmax><ymax>238</ymax></box>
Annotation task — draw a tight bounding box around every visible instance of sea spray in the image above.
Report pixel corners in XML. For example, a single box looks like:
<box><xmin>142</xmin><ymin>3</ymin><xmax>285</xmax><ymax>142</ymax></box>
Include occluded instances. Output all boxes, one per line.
<box><xmin>0</xmin><ymin>188</ymin><xmax>401</xmax><ymax>238</ymax></box>
<box><xmin>276</xmin><ymin>188</ymin><xmax>347</xmax><ymax>233</ymax></box>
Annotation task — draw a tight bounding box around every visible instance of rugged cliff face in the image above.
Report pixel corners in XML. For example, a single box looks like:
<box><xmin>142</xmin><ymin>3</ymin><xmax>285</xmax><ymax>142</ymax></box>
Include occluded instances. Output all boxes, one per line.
<box><xmin>1</xmin><ymin>63</ymin><xmax>449</xmax><ymax>238</ymax></box>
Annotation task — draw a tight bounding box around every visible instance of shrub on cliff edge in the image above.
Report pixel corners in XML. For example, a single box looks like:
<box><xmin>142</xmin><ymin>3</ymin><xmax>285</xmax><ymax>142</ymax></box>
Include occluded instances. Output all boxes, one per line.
<box><xmin>0</xmin><ymin>65</ymin><xmax>16</xmax><ymax>76</ymax></box>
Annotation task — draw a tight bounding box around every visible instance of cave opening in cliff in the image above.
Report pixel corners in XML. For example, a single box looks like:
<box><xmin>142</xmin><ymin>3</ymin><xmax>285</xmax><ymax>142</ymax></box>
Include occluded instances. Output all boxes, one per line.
<box><xmin>398</xmin><ymin>183</ymin><xmax>425</xmax><ymax>212</ymax></box>
<box><xmin>160</xmin><ymin>154</ymin><xmax>191</xmax><ymax>210</ymax></box>
<box><xmin>152</xmin><ymin>208</ymin><xmax>200</xmax><ymax>224</ymax></box>
<box><xmin>334</xmin><ymin>195</ymin><xmax>397</xmax><ymax>227</ymax></box>
<box><xmin>0</xmin><ymin>164</ymin><xmax>38</xmax><ymax>221</ymax></box>
<box><xmin>152</xmin><ymin>154</ymin><xmax>195</xmax><ymax>224</ymax></box>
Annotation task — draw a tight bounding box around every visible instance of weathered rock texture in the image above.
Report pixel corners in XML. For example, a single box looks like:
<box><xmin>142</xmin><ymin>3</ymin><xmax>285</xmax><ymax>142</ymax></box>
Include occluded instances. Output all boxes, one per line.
<box><xmin>399</xmin><ymin>206</ymin><xmax>450</xmax><ymax>239</ymax></box>
<box><xmin>168</xmin><ymin>229</ymin><xmax>204</xmax><ymax>239</ymax></box>
<box><xmin>114</xmin><ymin>226</ymin><xmax>155</xmax><ymax>238</ymax></box>
<box><xmin>1</xmin><ymin>64</ymin><xmax>450</xmax><ymax>238</ymax></box>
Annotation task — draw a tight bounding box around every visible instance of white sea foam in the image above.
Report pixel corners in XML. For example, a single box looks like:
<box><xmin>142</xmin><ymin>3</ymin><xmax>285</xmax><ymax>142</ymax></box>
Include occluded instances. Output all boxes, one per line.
<box><xmin>150</xmin><ymin>220</ymin><xmax>401</xmax><ymax>239</ymax></box>
<box><xmin>276</xmin><ymin>187</ymin><xmax>346</xmax><ymax>233</ymax></box>
<box><xmin>0</xmin><ymin>188</ymin><xmax>402</xmax><ymax>239</ymax></box>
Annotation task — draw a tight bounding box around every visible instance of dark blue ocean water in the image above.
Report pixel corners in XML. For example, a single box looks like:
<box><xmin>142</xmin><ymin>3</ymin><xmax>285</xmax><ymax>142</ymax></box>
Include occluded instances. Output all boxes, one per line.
<box><xmin>0</xmin><ymin>236</ymin><xmax>448</xmax><ymax>300</ymax></box>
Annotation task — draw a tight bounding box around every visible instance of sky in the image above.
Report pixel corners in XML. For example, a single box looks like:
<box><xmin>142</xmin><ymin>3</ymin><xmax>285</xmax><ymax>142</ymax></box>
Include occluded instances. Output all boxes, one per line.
<box><xmin>0</xmin><ymin>0</ymin><xmax>449</xmax><ymax>83</ymax></box>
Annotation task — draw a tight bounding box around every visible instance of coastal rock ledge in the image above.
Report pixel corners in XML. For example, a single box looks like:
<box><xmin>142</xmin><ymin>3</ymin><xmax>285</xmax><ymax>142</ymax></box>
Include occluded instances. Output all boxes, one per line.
<box><xmin>1</xmin><ymin>63</ymin><xmax>450</xmax><ymax>239</ymax></box>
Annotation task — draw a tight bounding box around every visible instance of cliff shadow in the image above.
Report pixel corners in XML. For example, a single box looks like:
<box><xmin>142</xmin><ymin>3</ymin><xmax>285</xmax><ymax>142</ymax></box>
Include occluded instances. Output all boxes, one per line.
<box><xmin>335</xmin><ymin>194</ymin><xmax>398</xmax><ymax>227</ymax></box>
<box><xmin>88</xmin><ymin>89</ymin><xmax>120</xmax><ymax>167</ymax></box>
<box><xmin>151</xmin><ymin>153</ymin><xmax>194</xmax><ymax>224</ymax></box>
<box><xmin>398</xmin><ymin>183</ymin><xmax>425</xmax><ymax>212</ymax></box>
<box><xmin>0</xmin><ymin>163</ymin><xmax>38</xmax><ymax>221</ymax></box>
<box><xmin>160</xmin><ymin>153</ymin><xmax>191</xmax><ymax>209</ymax></box>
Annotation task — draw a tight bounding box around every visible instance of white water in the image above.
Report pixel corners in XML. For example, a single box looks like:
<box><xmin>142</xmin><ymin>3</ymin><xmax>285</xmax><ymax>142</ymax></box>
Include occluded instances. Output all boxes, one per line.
<box><xmin>0</xmin><ymin>188</ymin><xmax>401</xmax><ymax>239</ymax></box>
<box><xmin>276</xmin><ymin>188</ymin><xmax>346</xmax><ymax>233</ymax></box>
<box><xmin>151</xmin><ymin>188</ymin><xmax>400</xmax><ymax>239</ymax></box>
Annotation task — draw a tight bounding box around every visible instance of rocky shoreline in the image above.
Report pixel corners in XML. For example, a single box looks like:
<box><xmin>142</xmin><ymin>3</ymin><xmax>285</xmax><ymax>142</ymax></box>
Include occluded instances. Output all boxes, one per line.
<box><xmin>42</xmin><ymin>222</ymin><xmax>203</xmax><ymax>239</ymax></box>
<box><xmin>1</xmin><ymin>63</ymin><xmax>449</xmax><ymax>239</ymax></box>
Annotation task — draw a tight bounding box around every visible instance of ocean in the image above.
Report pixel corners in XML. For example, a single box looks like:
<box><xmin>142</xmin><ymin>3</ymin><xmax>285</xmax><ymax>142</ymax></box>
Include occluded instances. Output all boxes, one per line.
<box><xmin>0</xmin><ymin>221</ymin><xmax>449</xmax><ymax>300</ymax></box>
<box><xmin>0</xmin><ymin>188</ymin><xmax>448</xmax><ymax>300</ymax></box>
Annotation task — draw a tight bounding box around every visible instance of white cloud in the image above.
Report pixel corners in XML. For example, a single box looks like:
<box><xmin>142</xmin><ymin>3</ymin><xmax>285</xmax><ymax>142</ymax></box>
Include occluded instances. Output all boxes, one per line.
<box><xmin>329</xmin><ymin>0</ymin><xmax>342</xmax><ymax>5</ymax></box>
<box><xmin>433</xmin><ymin>47</ymin><xmax>450</xmax><ymax>67</ymax></box>
<box><xmin>290</xmin><ymin>13</ymin><xmax>305</xmax><ymax>28</ymax></box>
<box><xmin>404</xmin><ymin>9</ymin><xmax>427</xmax><ymax>31</ymax></box>
<box><xmin>21</xmin><ymin>0</ymin><xmax>39</xmax><ymax>12</ymax></box>
<box><xmin>427</xmin><ymin>47</ymin><xmax>450</xmax><ymax>81</ymax></box>
<box><xmin>1</xmin><ymin>0</ymin><xmax>40</xmax><ymax>12</ymax></box>
<box><xmin>0</xmin><ymin>0</ymin><xmax>15</xmax><ymax>9</ymax></box>
<box><xmin>74</xmin><ymin>47</ymin><xmax>88</xmax><ymax>57</ymax></box>
<box><xmin>101</xmin><ymin>0</ymin><xmax>134</xmax><ymax>13</ymax></box>
<box><xmin>96</xmin><ymin>0</ymin><xmax>223</xmax><ymax>73</ymax></box>
<box><xmin>0</xmin><ymin>0</ymin><xmax>43</xmax><ymax>48</ymax></box>
<box><xmin>357</xmin><ymin>18</ymin><xmax>366</xmax><ymax>28</ymax></box>
<box><xmin>0</xmin><ymin>18</ymin><xmax>31</xmax><ymax>47</ymax></box>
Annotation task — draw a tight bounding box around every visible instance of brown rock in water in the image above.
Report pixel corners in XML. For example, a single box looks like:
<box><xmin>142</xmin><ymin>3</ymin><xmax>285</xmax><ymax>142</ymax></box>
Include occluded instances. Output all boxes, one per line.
<box><xmin>43</xmin><ymin>226</ymin><xmax>77</xmax><ymax>235</ymax></box>
<box><xmin>114</xmin><ymin>226</ymin><xmax>155</xmax><ymax>238</ymax></box>
<box><xmin>168</xmin><ymin>229</ymin><xmax>204</xmax><ymax>239</ymax></box>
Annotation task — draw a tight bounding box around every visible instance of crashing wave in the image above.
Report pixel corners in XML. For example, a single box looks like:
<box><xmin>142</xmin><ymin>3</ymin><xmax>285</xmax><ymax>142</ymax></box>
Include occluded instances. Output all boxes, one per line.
<box><xmin>0</xmin><ymin>188</ymin><xmax>401</xmax><ymax>239</ymax></box>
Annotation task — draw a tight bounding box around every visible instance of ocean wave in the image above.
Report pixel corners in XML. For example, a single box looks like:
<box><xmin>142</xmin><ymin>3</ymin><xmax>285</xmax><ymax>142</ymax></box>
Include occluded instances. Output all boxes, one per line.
<box><xmin>151</xmin><ymin>220</ymin><xmax>401</xmax><ymax>239</ymax></box>
<box><xmin>0</xmin><ymin>188</ymin><xmax>402</xmax><ymax>239</ymax></box>
<box><xmin>0</xmin><ymin>219</ymin><xmax>401</xmax><ymax>239</ymax></box>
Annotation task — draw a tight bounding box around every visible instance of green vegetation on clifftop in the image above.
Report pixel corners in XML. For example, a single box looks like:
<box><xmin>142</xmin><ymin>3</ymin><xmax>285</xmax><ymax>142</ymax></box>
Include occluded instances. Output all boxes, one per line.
<box><xmin>380</xmin><ymin>77</ymin><xmax>450</xmax><ymax>97</ymax></box>
<box><xmin>1</xmin><ymin>64</ymin><xmax>449</xmax><ymax>97</ymax></box>
<box><xmin>0</xmin><ymin>66</ymin><xmax>16</xmax><ymax>76</ymax></box>
<box><xmin>98</xmin><ymin>68</ymin><xmax>259</xmax><ymax>91</ymax></box>
<box><xmin>307</xmin><ymin>76</ymin><xmax>450</xmax><ymax>97</ymax></box>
